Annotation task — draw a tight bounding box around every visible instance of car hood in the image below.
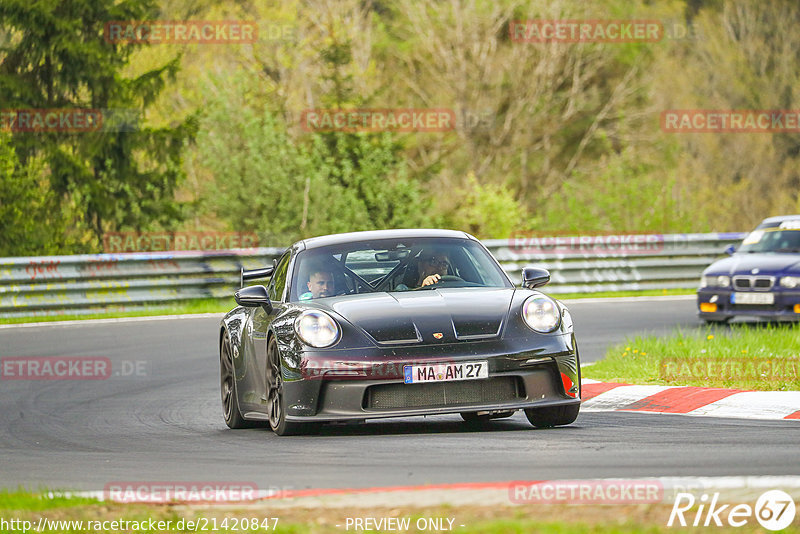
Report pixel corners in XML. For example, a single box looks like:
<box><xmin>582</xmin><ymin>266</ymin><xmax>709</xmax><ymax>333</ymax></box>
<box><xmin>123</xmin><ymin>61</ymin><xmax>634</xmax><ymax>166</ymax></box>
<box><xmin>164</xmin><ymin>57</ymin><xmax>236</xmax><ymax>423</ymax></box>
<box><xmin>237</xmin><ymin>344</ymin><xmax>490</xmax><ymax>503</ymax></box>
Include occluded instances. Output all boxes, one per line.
<box><xmin>319</xmin><ymin>288</ymin><xmax>515</xmax><ymax>344</ymax></box>
<box><xmin>706</xmin><ymin>253</ymin><xmax>800</xmax><ymax>275</ymax></box>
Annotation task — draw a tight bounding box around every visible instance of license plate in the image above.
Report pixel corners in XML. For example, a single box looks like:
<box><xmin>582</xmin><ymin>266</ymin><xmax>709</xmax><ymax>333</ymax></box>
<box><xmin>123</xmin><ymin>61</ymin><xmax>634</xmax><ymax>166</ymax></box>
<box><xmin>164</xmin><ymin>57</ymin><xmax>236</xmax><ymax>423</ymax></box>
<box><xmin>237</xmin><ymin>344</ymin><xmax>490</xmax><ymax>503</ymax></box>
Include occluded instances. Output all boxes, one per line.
<box><xmin>731</xmin><ymin>292</ymin><xmax>774</xmax><ymax>305</ymax></box>
<box><xmin>404</xmin><ymin>361</ymin><xmax>488</xmax><ymax>384</ymax></box>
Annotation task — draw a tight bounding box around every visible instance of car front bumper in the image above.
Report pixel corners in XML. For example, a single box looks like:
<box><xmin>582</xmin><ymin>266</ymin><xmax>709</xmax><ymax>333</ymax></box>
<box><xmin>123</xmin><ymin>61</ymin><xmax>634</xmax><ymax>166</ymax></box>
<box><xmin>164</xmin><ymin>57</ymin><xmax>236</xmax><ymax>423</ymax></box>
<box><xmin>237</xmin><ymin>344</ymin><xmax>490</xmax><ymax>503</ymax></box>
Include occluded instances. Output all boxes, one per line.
<box><xmin>697</xmin><ymin>288</ymin><xmax>800</xmax><ymax>321</ymax></box>
<box><xmin>281</xmin><ymin>333</ymin><xmax>581</xmax><ymax>422</ymax></box>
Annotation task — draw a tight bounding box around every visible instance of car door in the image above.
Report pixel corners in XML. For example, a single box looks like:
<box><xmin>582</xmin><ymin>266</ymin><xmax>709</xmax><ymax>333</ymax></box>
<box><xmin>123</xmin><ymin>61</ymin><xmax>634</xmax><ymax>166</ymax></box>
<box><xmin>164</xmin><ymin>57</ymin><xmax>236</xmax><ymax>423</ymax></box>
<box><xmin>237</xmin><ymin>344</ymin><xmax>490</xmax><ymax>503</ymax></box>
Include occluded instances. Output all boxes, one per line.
<box><xmin>250</xmin><ymin>251</ymin><xmax>291</xmax><ymax>410</ymax></box>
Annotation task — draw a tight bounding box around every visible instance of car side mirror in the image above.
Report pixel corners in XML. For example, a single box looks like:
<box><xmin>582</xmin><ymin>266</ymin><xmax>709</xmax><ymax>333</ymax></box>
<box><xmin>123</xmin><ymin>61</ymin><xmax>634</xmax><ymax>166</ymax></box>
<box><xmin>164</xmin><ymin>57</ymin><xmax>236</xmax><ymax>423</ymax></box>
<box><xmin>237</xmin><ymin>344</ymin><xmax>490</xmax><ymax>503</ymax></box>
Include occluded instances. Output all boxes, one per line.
<box><xmin>234</xmin><ymin>285</ymin><xmax>273</xmax><ymax>313</ymax></box>
<box><xmin>522</xmin><ymin>267</ymin><xmax>551</xmax><ymax>289</ymax></box>
<box><xmin>724</xmin><ymin>244</ymin><xmax>736</xmax><ymax>256</ymax></box>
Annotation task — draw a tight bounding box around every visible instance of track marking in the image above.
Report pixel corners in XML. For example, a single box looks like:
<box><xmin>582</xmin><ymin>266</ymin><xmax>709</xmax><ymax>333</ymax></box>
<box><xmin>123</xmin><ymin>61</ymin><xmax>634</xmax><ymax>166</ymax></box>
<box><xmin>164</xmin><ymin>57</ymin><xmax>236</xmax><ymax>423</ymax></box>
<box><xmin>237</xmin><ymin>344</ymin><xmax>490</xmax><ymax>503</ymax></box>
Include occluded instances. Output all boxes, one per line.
<box><xmin>582</xmin><ymin>382</ymin><xmax>800</xmax><ymax>421</ymax></box>
<box><xmin>624</xmin><ymin>387</ymin><xmax>743</xmax><ymax>414</ymax></box>
<box><xmin>0</xmin><ymin>313</ymin><xmax>223</xmax><ymax>329</ymax></box>
<box><xmin>56</xmin><ymin>476</ymin><xmax>800</xmax><ymax>506</ymax></box>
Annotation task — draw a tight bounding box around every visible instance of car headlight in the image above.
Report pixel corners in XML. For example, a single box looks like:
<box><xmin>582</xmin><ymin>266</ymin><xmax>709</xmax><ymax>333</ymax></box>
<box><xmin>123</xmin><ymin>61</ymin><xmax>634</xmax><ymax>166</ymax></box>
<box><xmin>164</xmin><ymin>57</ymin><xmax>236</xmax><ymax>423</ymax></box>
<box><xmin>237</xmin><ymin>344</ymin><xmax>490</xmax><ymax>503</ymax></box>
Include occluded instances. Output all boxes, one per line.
<box><xmin>522</xmin><ymin>295</ymin><xmax>561</xmax><ymax>333</ymax></box>
<box><xmin>780</xmin><ymin>276</ymin><xmax>800</xmax><ymax>289</ymax></box>
<box><xmin>701</xmin><ymin>275</ymin><xmax>730</xmax><ymax>288</ymax></box>
<box><xmin>294</xmin><ymin>310</ymin><xmax>340</xmax><ymax>348</ymax></box>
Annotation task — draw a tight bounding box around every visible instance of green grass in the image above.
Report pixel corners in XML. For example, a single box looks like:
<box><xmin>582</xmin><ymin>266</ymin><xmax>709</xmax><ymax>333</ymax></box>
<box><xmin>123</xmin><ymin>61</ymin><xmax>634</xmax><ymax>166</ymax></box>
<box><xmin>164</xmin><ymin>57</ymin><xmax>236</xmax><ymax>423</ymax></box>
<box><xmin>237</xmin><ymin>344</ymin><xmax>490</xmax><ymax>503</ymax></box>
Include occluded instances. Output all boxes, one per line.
<box><xmin>1</xmin><ymin>490</ymin><xmax>797</xmax><ymax>533</ymax></box>
<box><xmin>0</xmin><ymin>488</ymin><xmax>98</xmax><ymax>511</ymax></box>
<box><xmin>0</xmin><ymin>298</ymin><xmax>234</xmax><ymax>325</ymax></box>
<box><xmin>584</xmin><ymin>324</ymin><xmax>800</xmax><ymax>390</ymax></box>
<box><xmin>555</xmin><ymin>288</ymin><xmax>694</xmax><ymax>300</ymax></box>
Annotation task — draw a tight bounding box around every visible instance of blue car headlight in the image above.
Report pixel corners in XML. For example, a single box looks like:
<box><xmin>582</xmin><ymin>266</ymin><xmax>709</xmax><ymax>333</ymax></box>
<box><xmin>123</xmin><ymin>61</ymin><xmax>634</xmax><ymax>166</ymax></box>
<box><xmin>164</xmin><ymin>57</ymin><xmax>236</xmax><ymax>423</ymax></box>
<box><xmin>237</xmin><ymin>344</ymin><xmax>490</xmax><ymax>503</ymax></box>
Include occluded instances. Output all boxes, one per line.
<box><xmin>780</xmin><ymin>276</ymin><xmax>800</xmax><ymax>289</ymax></box>
<box><xmin>700</xmin><ymin>275</ymin><xmax>731</xmax><ymax>288</ymax></box>
<box><xmin>522</xmin><ymin>295</ymin><xmax>561</xmax><ymax>333</ymax></box>
<box><xmin>294</xmin><ymin>310</ymin><xmax>340</xmax><ymax>348</ymax></box>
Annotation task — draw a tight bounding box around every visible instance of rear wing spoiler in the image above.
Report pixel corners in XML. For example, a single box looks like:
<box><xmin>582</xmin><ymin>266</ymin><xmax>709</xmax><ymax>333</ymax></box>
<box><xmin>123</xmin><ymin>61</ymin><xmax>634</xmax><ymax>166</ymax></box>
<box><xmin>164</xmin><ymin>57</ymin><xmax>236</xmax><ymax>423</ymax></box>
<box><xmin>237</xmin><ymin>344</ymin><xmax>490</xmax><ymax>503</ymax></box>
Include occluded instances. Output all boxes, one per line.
<box><xmin>240</xmin><ymin>266</ymin><xmax>274</xmax><ymax>288</ymax></box>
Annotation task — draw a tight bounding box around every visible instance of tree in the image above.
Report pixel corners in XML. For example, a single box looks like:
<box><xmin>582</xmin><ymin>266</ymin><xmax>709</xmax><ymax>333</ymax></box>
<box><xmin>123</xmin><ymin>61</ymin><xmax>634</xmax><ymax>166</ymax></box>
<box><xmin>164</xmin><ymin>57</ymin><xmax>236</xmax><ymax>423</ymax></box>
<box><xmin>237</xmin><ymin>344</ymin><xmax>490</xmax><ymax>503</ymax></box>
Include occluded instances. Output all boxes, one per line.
<box><xmin>655</xmin><ymin>0</ymin><xmax>800</xmax><ymax>230</ymax></box>
<box><xmin>0</xmin><ymin>0</ymin><xmax>195</xmax><ymax>251</ymax></box>
<box><xmin>0</xmin><ymin>133</ymin><xmax>69</xmax><ymax>256</ymax></box>
<box><xmin>196</xmin><ymin>71</ymin><xmax>430</xmax><ymax>245</ymax></box>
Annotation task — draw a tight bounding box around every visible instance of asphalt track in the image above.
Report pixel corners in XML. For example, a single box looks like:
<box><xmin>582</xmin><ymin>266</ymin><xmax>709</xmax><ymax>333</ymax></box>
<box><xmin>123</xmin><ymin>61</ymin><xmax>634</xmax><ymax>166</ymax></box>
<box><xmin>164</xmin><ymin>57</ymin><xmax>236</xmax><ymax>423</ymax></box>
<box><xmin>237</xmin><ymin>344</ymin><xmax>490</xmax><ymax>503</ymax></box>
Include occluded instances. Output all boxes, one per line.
<box><xmin>1</xmin><ymin>297</ymin><xmax>799</xmax><ymax>492</ymax></box>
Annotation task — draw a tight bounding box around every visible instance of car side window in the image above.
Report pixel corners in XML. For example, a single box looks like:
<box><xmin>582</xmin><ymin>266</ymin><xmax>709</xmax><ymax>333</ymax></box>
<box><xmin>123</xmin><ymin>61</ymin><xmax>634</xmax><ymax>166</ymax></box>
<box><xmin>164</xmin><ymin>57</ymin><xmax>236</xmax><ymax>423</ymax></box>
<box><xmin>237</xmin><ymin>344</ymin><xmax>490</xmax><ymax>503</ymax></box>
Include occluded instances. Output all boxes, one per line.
<box><xmin>268</xmin><ymin>252</ymin><xmax>291</xmax><ymax>302</ymax></box>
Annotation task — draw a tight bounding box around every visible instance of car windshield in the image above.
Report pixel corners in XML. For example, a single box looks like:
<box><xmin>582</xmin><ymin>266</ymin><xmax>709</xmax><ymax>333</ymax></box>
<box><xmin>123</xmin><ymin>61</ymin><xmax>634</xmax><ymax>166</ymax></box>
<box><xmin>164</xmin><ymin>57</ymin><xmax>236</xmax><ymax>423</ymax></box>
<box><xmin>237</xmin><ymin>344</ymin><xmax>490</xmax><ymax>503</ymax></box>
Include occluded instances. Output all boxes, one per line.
<box><xmin>738</xmin><ymin>227</ymin><xmax>800</xmax><ymax>253</ymax></box>
<box><xmin>289</xmin><ymin>237</ymin><xmax>511</xmax><ymax>301</ymax></box>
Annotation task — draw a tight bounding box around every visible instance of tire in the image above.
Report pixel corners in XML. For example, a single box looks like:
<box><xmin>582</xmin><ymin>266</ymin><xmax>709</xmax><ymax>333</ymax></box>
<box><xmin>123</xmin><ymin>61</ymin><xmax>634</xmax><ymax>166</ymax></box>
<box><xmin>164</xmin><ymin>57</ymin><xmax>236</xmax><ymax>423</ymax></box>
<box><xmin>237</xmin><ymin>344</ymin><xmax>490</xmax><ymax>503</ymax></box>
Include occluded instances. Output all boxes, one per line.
<box><xmin>524</xmin><ymin>404</ymin><xmax>580</xmax><ymax>428</ymax></box>
<box><xmin>220</xmin><ymin>331</ymin><xmax>253</xmax><ymax>429</ymax></box>
<box><xmin>266</xmin><ymin>337</ymin><xmax>311</xmax><ymax>436</ymax></box>
<box><xmin>460</xmin><ymin>410</ymin><xmax>515</xmax><ymax>424</ymax></box>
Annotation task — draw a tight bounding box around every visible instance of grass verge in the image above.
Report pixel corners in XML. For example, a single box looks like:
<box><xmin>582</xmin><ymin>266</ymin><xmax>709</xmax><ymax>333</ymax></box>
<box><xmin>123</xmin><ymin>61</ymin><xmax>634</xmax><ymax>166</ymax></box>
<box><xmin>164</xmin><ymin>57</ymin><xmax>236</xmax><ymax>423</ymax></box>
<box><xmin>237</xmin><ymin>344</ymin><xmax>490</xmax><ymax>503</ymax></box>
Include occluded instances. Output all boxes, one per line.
<box><xmin>0</xmin><ymin>299</ymin><xmax>234</xmax><ymax>325</ymax></box>
<box><xmin>0</xmin><ymin>488</ymin><xmax>98</xmax><ymax>511</ymax></box>
<box><xmin>1</xmin><ymin>490</ymin><xmax>794</xmax><ymax>533</ymax></box>
<box><xmin>584</xmin><ymin>323</ymin><xmax>800</xmax><ymax>390</ymax></box>
<box><xmin>556</xmin><ymin>288</ymin><xmax>694</xmax><ymax>300</ymax></box>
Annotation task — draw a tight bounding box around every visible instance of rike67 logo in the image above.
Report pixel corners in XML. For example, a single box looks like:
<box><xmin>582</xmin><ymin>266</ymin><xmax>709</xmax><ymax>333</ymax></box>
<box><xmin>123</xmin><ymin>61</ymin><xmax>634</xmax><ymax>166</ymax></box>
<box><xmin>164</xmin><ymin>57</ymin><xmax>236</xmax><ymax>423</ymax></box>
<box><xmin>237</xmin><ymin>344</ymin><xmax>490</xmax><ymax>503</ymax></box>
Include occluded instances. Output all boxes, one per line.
<box><xmin>668</xmin><ymin>490</ymin><xmax>796</xmax><ymax>530</ymax></box>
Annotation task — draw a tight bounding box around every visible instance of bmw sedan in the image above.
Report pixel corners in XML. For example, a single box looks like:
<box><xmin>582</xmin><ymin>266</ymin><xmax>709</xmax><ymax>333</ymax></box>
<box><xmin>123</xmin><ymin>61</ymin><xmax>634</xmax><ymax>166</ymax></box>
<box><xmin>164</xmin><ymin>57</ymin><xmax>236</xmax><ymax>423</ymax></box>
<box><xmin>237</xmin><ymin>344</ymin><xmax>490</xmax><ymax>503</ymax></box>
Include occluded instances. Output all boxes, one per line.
<box><xmin>698</xmin><ymin>215</ymin><xmax>800</xmax><ymax>323</ymax></box>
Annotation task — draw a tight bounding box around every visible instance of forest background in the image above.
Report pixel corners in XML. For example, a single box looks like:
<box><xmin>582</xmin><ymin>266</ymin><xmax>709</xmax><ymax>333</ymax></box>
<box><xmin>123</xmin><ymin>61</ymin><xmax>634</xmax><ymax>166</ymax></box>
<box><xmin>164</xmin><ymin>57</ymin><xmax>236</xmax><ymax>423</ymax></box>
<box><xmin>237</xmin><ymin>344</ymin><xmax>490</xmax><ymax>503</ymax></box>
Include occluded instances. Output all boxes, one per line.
<box><xmin>1</xmin><ymin>0</ymin><xmax>798</xmax><ymax>255</ymax></box>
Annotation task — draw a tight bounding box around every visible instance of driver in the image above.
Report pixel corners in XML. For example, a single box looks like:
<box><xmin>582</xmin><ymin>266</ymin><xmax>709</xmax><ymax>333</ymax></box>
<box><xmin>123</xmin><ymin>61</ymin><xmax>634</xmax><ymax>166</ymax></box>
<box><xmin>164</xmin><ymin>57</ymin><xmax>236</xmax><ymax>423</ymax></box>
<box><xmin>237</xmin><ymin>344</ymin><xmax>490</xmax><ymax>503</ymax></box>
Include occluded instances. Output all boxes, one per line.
<box><xmin>416</xmin><ymin>250</ymin><xmax>451</xmax><ymax>287</ymax></box>
<box><xmin>300</xmin><ymin>267</ymin><xmax>335</xmax><ymax>299</ymax></box>
<box><xmin>395</xmin><ymin>249</ymin><xmax>452</xmax><ymax>290</ymax></box>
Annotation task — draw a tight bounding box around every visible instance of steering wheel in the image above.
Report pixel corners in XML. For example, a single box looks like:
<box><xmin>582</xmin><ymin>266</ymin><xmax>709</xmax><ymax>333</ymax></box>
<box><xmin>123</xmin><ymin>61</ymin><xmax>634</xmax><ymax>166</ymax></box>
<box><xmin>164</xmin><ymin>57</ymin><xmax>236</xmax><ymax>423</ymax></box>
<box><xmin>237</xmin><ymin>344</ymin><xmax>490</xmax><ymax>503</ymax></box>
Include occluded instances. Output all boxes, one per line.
<box><xmin>413</xmin><ymin>274</ymin><xmax>465</xmax><ymax>290</ymax></box>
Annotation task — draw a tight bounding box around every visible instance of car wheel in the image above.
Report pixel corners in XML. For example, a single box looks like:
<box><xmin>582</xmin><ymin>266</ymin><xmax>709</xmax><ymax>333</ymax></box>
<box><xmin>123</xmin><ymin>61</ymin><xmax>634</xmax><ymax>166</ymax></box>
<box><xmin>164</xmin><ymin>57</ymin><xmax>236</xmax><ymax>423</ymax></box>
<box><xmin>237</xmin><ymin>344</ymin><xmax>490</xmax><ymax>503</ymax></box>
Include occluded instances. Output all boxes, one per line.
<box><xmin>524</xmin><ymin>404</ymin><xmax>580</xmax><ymax>428</ymax></box>
<box><xmin>220</xmin><ymin>331</ymin><xmax>252</xmax><ymax>429</ymax></box>
<box><xmin>266</xmin><ymin>337</ymin><xmax>308</xmax><ymax>436</ymax></box>
<box><xmin>460</xmin><ymin>410</ymin><xmax>515</xmax><ymax>424</ymax></box>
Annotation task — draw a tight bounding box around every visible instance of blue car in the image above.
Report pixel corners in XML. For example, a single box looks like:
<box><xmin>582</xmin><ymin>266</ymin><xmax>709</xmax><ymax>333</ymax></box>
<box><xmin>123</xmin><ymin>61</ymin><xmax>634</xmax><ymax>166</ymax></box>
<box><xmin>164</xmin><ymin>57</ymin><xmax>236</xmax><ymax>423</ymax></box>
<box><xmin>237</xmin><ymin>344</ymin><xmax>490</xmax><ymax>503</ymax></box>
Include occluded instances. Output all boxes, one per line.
<box><xmin>698</xmin><ymin>215</ymin><xmax>800</xmax><ymax>323</ymax></box>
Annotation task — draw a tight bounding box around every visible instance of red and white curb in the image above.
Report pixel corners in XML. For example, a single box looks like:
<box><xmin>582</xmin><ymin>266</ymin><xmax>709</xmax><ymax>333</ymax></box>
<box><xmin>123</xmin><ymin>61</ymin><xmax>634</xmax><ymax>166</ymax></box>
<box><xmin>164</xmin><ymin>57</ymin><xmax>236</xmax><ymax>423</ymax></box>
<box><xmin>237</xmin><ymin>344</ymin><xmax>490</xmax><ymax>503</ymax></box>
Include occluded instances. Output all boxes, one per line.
<box><xmin>57</xmin><ymin>477</ymin><xmax>800</xmax><ymax>507</ymax></box>
<box><xmin>581</xmin><ymin>379</ymin><xmax>800</xmax><ymax>421</ymax></box>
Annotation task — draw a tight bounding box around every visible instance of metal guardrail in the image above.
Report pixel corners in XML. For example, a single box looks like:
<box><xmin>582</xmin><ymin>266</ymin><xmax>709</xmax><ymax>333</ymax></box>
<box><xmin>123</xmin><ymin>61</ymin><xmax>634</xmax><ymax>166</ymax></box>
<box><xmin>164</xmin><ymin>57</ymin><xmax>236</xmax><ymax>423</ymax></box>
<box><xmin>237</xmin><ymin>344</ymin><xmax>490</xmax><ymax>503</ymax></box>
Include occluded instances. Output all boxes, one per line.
<box><xmin>0</xmin><ymin>249</ymin><xmax>285</xmax><ymax>319</ymax></box>
<box><xmin>486</xmin><ymin>232</ymin><xmax>746</xmax><ymax>294</ymax></box>
<box><xmin>0</xmin><ymin>233</ymin><xmax>746</xmax><ymax>318</ymax></box>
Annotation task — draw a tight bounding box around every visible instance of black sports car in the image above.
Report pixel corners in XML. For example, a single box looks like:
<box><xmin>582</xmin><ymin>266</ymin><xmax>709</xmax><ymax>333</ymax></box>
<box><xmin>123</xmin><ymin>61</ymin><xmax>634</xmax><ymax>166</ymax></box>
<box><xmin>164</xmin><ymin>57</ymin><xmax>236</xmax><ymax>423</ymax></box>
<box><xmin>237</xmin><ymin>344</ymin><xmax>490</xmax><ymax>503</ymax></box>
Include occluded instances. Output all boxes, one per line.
<box><xmin>219</xmin><ymin>229</ymin><xmax>581</xmax><ymax>435</ymax></box>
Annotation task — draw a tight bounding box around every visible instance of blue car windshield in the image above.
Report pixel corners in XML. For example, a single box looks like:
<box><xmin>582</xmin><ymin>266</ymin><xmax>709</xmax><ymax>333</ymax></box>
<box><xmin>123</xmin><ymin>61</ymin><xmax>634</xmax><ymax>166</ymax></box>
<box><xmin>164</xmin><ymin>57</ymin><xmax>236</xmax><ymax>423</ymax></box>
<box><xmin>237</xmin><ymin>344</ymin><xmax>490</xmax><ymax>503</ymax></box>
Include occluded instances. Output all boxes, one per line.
<box><xmin>289</xmin><ymin>237</ymin><xmax>512</xmax><ymax>302</ymax></box>
<box><xmin>738</xmin><ymin>228</ymin><xmax>800</xmax><ymax>253</ymax></box>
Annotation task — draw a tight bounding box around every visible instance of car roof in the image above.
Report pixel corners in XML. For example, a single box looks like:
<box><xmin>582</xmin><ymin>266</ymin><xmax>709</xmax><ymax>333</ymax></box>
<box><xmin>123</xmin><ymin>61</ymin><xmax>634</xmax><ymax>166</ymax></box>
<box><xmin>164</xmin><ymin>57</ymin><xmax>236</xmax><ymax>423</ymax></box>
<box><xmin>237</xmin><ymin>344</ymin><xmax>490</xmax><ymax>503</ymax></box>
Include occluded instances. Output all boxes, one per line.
<box><xmin>297</xmin><ymin>229</ymin><xmax>475</xmax><ymax>250</ymax></box>
<box><xmin>758</xmin><ymin>215</ymin><xmax>800</xmax><ymax>227</ymax></box>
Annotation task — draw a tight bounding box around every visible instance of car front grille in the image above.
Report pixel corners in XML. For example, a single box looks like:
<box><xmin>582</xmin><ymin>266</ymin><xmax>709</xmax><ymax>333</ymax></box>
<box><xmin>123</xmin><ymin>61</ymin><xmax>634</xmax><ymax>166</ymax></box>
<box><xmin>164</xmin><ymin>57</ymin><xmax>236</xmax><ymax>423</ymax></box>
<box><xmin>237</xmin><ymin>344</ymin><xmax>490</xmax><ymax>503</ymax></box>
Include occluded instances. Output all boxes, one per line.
<box><xmin>732</xmin><ymin>276</ymin><xmax>775</xmax><ymax>291</ymax></box>
<box><xmin>364</xmin><ymin>377</ymin><xmax>522</xmax><ymax>410</ymax></box>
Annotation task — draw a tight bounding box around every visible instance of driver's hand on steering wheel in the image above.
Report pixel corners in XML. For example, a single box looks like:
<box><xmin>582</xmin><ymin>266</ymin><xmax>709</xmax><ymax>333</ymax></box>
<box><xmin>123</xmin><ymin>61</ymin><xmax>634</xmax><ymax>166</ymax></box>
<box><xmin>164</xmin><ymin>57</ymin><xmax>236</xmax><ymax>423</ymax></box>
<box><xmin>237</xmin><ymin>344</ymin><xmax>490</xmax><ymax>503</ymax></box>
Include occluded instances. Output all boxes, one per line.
<box><xmin>421</xmin><ymin>274</ymin><xmax>441</xmax><ymax>287</ymax></box>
